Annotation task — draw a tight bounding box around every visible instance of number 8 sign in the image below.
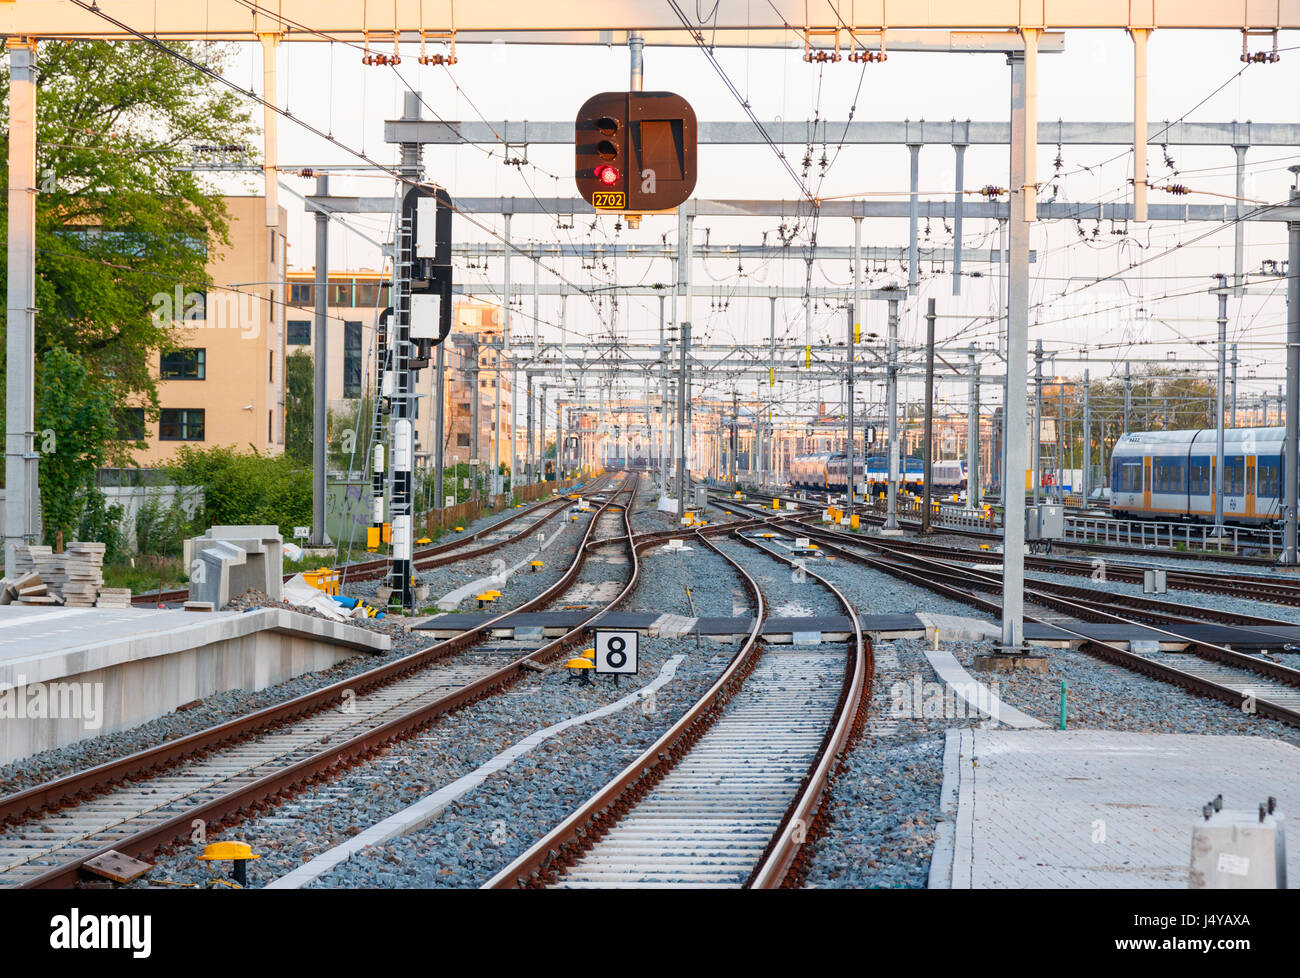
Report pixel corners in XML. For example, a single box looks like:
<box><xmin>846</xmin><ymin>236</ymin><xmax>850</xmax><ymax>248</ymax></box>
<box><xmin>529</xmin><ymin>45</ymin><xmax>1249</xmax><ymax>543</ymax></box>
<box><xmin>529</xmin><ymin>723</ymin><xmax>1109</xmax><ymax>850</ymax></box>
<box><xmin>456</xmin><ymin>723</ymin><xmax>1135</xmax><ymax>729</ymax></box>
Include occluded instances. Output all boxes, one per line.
<box><xmin>595</xmin><ymin>629</ymin><xmax>639</xmax><ymax>675</ymax></box>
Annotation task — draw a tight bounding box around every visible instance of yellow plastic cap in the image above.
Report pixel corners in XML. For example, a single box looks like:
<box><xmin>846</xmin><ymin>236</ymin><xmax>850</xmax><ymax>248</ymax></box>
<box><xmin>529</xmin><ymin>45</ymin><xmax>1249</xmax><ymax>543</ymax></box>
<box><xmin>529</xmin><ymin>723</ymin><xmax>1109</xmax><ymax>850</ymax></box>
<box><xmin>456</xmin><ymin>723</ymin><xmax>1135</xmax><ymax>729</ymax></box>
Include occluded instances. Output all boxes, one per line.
<box><xmin>565</xmin><ymin>658</ymin><xmax>595</xmax><ymax>669</ymax></box>
<box><xmin>198</xmin><ymin>841</ymin><xmax>260</xmax><ymax>861</ymax></box>
<box><xmin>581</xmin><ymin>647</ymin><xmax>596</xmax><ymax>659</ymax></box>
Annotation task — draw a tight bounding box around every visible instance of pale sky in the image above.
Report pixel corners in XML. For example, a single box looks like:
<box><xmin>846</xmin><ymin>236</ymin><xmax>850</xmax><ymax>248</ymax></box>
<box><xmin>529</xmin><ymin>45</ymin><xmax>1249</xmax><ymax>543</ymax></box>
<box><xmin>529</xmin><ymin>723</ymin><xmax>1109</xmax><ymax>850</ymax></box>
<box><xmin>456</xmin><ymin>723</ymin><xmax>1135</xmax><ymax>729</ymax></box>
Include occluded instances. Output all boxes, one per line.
<box><xmin>201</xmin><ymin>27</ymin><xmax>1300</xmax><ymax>418</ymax></box>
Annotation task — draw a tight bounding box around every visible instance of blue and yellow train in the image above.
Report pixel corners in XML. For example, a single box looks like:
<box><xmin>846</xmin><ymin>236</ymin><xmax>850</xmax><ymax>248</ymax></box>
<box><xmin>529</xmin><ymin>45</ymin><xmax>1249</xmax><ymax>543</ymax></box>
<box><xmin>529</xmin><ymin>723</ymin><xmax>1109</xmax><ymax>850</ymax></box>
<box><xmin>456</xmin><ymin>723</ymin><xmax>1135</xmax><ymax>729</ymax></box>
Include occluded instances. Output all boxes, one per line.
<box><xmin>1110</xmin><ymin>427</ymin><xmax>1285</xmax><ymax>524</ymax></box>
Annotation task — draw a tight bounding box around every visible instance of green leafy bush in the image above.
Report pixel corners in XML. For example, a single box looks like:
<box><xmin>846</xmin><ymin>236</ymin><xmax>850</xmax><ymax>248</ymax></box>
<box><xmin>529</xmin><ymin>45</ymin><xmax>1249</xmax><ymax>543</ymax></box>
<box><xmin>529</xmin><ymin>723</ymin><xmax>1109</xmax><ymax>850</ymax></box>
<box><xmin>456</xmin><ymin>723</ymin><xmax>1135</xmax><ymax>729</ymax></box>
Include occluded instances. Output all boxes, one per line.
<box><xmin>165</xmin><ymin>446</ymin><xmax>311</xmax><ymax>538</ymax></box>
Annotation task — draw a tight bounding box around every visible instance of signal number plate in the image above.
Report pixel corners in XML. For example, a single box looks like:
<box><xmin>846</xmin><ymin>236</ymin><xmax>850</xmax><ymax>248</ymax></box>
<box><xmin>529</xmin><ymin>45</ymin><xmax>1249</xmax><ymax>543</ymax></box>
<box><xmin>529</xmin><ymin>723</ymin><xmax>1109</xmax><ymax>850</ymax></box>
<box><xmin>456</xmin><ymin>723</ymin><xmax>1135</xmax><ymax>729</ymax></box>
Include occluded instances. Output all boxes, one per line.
<box><xmin>592</xmin><ymin>191</ymin><xmax>625</xmax><ymax>209</ymax></box>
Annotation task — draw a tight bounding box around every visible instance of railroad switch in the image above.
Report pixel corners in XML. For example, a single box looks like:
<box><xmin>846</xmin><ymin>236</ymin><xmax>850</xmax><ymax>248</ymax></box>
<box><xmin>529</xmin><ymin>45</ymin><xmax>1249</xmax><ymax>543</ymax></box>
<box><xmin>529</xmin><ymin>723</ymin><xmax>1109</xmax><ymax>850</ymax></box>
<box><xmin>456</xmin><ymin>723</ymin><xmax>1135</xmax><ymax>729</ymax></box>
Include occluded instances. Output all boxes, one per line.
<box><xmin>197</xmin><ymin>841</ymin><xmax>260</xmax><ymax>887</ymax></box>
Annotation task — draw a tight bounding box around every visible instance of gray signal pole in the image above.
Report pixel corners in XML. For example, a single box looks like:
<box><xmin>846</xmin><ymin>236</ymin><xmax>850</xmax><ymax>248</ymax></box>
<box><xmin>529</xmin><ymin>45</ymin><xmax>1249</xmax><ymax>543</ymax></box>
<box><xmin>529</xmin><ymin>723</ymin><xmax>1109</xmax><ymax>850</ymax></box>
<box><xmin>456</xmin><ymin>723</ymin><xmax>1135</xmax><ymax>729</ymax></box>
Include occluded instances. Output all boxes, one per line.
<box><xmin>846</xmin><ymin>303</ymin><xmax>857</xmax><ymax>514</ymax></box>
<box><xmin>966</xmin><ymin>344</ymin><xmax>980</xmax><ymax>511</ymax></box>
<box><xmin>1213</xmin><ymin>274</ymin><xmax>1228</xmax><ymax>536</ymax></box>
<box><xmin>1033</xmin><ymin>340</ymin><xmax>1043</xmax><ymax>506</ymax></box>
<box><xmin>311</xmin><ymin>173</ymin><xmax>329</xmax><ymax>546</ymax></box>
<box><xmin>883</xmin><ymin>293</ymin><xmax>901</xmax><ymax>531</ymax></box>
<box><xmin>1285</xmin><ymin>170</ymin><xmax>1300</xmax><ymax>563</ymax></box>
<box><xmin>921</xmin><ymin>299</ymin><xmax>936</xmax><ymax>533</ymax></box>
<box><xmin>674</xmin><ymin>212</ymin><xmax>694</xmax><ymax>508</ymax></box>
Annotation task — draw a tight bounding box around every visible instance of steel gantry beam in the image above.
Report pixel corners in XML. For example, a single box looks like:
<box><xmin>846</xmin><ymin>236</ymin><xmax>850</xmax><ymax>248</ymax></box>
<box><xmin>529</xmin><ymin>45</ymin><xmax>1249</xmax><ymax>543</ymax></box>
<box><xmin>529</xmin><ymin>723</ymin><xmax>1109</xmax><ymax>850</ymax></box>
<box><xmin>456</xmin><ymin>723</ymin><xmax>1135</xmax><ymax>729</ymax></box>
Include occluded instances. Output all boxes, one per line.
<box><xmin>387</xmin><ymin>119</ymin><xmax>1300</xmax><ymax>148</ymax></box>
<box><xmin>11</xmin><ymin>3</ymin><xmax>1300</xmax><ymax>37</ymax></box>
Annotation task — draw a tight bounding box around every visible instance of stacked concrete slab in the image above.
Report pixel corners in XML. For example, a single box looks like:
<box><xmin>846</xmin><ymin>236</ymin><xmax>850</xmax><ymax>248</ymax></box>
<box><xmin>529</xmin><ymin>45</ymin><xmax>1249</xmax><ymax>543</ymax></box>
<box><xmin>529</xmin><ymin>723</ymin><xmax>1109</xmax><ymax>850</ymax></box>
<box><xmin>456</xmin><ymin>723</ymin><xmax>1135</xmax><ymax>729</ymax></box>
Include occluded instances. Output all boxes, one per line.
<box><xmin>1</xmin><ymin>542</ymin><xmax>130</xmax><ymax>607</ymax></box>
<box><xmin>185</xmin><ymin>525</ymin><xmax>283</xmax><ymax>609</ymax></box>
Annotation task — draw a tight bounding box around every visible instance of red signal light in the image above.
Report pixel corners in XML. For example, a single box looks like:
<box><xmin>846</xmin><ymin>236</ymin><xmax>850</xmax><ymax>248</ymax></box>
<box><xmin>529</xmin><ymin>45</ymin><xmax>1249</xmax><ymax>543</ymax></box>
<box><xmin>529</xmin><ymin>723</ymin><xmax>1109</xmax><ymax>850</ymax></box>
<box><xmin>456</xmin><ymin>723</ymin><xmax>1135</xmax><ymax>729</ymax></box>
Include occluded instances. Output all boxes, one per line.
<box><xmin>594</xmin><ymin>164</ymin><xmax>620</xmax><ymax>185</ymax></box>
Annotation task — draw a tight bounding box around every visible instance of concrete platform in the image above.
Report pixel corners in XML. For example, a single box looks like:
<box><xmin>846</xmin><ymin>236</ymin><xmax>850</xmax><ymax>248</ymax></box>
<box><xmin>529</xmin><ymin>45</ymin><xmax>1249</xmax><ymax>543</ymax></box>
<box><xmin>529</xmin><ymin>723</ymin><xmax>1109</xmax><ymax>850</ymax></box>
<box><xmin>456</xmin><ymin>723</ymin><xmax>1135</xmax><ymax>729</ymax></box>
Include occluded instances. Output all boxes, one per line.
<box><xmin>0</xmin><ymin>606</ymin><xmax>389</xmax><ymax>763</ymax></box>
<box><xmin>933</xmin><ymin>729</ymin><xmax>1300</xmax><ymax>888</ymax></box>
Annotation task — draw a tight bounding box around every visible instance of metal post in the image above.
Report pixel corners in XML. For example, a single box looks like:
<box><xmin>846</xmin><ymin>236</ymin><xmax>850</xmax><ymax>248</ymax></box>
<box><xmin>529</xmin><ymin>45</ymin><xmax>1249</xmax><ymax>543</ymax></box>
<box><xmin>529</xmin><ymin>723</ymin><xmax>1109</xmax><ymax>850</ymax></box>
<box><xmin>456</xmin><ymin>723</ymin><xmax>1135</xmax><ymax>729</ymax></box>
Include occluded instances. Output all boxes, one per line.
<box><xmin>1231</xmin><ymin>343</ymin><xmax>1238</xmax><ymax>428</ymax></box>
<box><xmin>907</xmin><ymin>143</ymin><xmax>921</xmax><ymax>294</ymax></box>
<box><xmin>1002</xmin><ymin>46</ymin><xmax>1034</xmax><ymax>651</ymax></box>
<box><xmin>470</xmin><ymin>338</ymin><xmax>480</xmax><ymax>494</ymax></box>
<box><xmin>629</xmin><ymin>31</ymin><xmax>644</xmax><ymax>91</ymax></box>
<box><xmin>525</xmin><ymin>371</ymin><xmax>535</xmax><ymax>484</ymax></box>
<box><xmin>1057</xmin><ymin>366</ymin><xmax>1065</xmax><ymax>502</ymax></box>
<box><xmin>952</xmin><ymin>144</ymin><xmax>967</xmax><ymax>296</ymax></box>
<box><xmin>388</xmin><ymin>215</ymin><xmax>416</xmax><ymax>609</ymax></box>
<box><xmin>1285</xmin><ymin>177</ymin><xmax>1300</xmax><ymax>563</ymax></box>
<box><xmin>768</xmin><ymin>293</ymin><xmax>777</xmax><ymax>485</ymax></box>
<box><xmin>1234</xmin><ymin>145</ymin><xmax>1248</xmax><ymax>295</ymax></box>
<box><xmin>311</xmin><ymin>173</ymin><xmax>330</xmax><ymax>546</ymax></box>
<box><xmin>1131</xmin><ymin>28</ymin><xmax>1150</xmax><ymax>224</ymax></box>
<box><xmin>4</xmin><ymin>40</ymin><xmax>38</xmax><ymax>575</ymax></box>
<box><xmin>675</xmin><ymin>212</ymin><xmax>693</xmax><ymax>507</ymax></box>
<box><xmin>539</xmin><ymin>382</ymin><xmax>547</xmax><ymax>480</ymax></box>
<box><xmin>849</xmin><ymin>216</ymin><xmax>861</xmax><ymax>511</ymax></box>
<box><xmin>659</xmin><ymin>294</ymin><xmax>668</xmax><ymax>491</ymax></box>
<box><xmin>921</xmin><ymin>299</ymin><xmax>936</xmax><ymax>533</ymax></box>
<box><xmin>504</xmin><ymin>213</ymin><xmax>514</xmax><ymax>497</ymax></box>
<box><xmin>1213</xmin><ymin>274</ymin><xmax>1227</xmax><ymax>535</ymax></box>
<box><xmin>1082</xmin><ymin>369</ymin><xmax>1091</xmax><ymax>502</ymax></box>
<box><xmin>884</xmin><ymin>296</ymin><xmax>900</xmax><ymax>531</ymax></box>
<box><xmin>434</xmin><ymin>337</ymin><xmax>445</xmax><ymax>513</ymax></box>
<box><xmin>729</xmin><ymin>390</ymin><xmax>738</xmax><ymax>486</ymax></box>
<box><xmin>1033</xmin><ymin>340</ymin><xmax>1043</xmax><ymax>506</ymax></box>
<box><xmin>846</xmin><ymin>304</ymin><xmax>856</xmax><ymax>513</ymax></box>
<box><xmin>966</xmin><ymin>345</ymin><xmax>979</xmax><ymax>511</ymax></box>
<box><xmin>1123</xmin><ymin>362</ymin><xmax>1132</xmax><ymax>434</ymax></box>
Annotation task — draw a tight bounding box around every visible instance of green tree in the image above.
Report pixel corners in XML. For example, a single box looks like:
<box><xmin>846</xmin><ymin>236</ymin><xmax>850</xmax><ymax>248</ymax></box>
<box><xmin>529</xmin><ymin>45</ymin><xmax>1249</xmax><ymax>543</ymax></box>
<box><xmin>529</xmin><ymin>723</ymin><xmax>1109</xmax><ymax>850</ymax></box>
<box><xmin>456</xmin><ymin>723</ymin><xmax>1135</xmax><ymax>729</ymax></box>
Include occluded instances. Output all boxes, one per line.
<box><xmin>34</xmin><ymin>347</ymin><xmax>119</xmax><ymax>547</ymax></box>
<box><xmin>0</xmin><ymin>39</ymin><xmax>257</xmax><ymax>417</ymax></box>
<box><xmin>284</xmin><ymin>350</ymin><xmax>314</xmax><ymax>464</ymax></box>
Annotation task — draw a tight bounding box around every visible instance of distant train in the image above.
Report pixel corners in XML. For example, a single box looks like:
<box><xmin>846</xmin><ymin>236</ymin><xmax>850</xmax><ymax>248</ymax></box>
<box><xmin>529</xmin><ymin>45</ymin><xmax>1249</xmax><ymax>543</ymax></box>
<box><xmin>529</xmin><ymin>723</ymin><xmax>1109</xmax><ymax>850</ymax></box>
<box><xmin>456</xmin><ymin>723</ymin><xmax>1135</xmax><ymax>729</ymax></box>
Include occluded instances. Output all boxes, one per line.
<box><xmin>1110</xmin><ymin>427</ymin><xmax>1285</xmax><ymax>524</ymax></box>
<box><xmin>790</xmin><ymin>452</ymin><xmax>966</xmax><ymax>495</ymax></box>
<box><xmin>788</xmin><ymin>453</ymin><xmax>866</xmax><ymax>492</ymax></box>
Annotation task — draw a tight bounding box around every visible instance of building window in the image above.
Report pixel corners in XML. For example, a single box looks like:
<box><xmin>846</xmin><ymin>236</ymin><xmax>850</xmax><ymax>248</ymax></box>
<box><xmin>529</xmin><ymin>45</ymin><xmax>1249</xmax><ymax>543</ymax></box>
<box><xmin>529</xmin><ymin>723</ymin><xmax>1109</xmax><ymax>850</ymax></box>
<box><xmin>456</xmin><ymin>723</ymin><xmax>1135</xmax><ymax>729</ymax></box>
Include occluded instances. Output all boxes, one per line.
<box><xmin>269</xmin><ymin>351</ymin><xmax>274</xmax><ymax>382</ymax></box>
<box><xmin>287</xmin><ymin>320</ymin><xmax>312</xmax><ymax>345</ymax></box>
<box><xmin>290</xmin><ymin>283</ymin><xmax>313</xmax><ymax>305</ymax></box>
<box><xmin>457</xmin><ymin>434</ymin><xmax>471</xmax><ymax>447</ymax></box>
<box><xmin>159</xmin><ymin>408</ymin><xmax>205</xmax><ymax>441</ymax></box>
<box><xmin>160</xmin><ymin>348</ymin><xmax>205</xmax><ymax>380</ymax></box>
<box><xmin>115</xmin><ymin>408</ymin><xmax>145</xmax><ymax>440</ymax></box>
<box><xmin>269</xmin><ymin>410</ymin><xmax>274</xmax><ymax>442</ymax></box>
<box><xmin>343</xmin><ymin>321</ymin><xmax>362</xmax><ymax>398</ymax></box>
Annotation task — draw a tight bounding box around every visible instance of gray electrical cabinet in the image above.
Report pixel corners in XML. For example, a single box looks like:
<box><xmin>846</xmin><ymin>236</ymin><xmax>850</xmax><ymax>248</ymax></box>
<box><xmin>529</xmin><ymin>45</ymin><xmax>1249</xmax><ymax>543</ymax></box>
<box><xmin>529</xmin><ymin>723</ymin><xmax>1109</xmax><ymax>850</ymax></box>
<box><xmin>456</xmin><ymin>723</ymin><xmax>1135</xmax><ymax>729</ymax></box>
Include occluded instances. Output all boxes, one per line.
<box><xmin>1025</xmin><ymin>503</ymin><xmax>1065</xmax><ymax>541</ymax></box>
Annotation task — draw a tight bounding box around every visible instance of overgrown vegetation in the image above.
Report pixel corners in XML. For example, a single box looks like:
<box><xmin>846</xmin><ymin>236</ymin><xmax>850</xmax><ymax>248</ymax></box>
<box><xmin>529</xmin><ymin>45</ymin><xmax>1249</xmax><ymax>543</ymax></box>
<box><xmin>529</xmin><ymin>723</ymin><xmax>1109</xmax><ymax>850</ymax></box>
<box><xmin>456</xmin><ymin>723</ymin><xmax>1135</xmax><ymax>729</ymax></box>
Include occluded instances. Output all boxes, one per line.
<box><xmin>284</xmin><ymin>349</ymin><xmax>314</xmax><ymax>464</ymax></box>
<box><xmin>165</xmin><ymin>445</ymin><xmax>310</xmax><ymax>539</ymax></box>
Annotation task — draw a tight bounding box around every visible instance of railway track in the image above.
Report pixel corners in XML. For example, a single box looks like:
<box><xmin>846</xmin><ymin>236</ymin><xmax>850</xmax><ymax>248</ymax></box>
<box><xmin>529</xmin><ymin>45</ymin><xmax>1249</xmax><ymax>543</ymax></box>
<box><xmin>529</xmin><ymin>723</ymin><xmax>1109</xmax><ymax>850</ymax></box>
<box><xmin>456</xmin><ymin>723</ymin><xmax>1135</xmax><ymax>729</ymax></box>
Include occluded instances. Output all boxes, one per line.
<box><xmin>732</xmin><ymin>487</ymin><xmax>1288</xmax><ymax>566</ymax></box>
<box><xmin>774</xmin><ymin>520</ymin><xmax>1300</xmax><ymax>729</ymax></box>
<box><xmin>130</xmin><ymin>474</ymin><xmax>611</xmax><ymax>605</ymax></box>
<box><xmin>0</xmin><ymin>475</ymin><xmax>637</xmax><ymax>889</ymax></box>
<box><xmin>484</xmin><ymin>525</ymin><xmax>869</xmax><ymax>889</ymax></box>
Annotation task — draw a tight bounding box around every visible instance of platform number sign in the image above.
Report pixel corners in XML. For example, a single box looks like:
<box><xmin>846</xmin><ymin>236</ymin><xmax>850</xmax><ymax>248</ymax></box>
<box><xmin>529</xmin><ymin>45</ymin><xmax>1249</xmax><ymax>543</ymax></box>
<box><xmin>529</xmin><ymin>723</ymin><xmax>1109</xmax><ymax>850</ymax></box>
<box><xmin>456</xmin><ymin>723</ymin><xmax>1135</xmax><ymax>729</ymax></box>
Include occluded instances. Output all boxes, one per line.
<box><xmin>595</xmin><ymin>629</ymin><xmax>638</xmax><ymax>675</ymax></box>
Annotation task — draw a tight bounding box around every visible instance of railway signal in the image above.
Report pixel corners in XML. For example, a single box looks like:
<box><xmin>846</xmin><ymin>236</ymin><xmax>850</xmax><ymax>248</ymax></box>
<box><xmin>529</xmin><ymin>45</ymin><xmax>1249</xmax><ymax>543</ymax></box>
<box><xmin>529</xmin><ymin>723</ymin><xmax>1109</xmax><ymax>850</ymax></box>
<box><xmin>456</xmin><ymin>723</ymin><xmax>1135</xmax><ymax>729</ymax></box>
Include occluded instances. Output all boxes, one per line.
<box><xmin>575</xmin><ymin>92</ymin><xmax>697</xmax><ymax>216</ymax></box>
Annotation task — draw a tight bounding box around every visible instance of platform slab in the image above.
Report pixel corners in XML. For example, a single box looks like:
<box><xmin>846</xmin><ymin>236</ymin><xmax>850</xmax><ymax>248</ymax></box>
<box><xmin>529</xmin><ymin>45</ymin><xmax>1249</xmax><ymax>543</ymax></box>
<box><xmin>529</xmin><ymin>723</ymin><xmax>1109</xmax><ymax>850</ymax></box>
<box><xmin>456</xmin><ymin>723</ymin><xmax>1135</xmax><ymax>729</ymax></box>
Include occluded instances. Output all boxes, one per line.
<box><xmin>939</xmin><ymin>729</ymin><xmax>1300</xmax><ymax>889</ymax></box>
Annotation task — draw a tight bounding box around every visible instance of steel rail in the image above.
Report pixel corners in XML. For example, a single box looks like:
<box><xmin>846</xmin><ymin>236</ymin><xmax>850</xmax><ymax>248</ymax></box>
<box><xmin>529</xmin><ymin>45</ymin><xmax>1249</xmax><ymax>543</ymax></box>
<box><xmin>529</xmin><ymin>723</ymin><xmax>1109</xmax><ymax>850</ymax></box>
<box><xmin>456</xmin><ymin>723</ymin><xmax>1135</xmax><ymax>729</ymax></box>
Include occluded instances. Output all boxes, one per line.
<box><xmin>729</xmin><ymin>532</ymin><xmax>869</xmax><ymax>889</ymax></box>
<box><xmin>16</xmin><ymin>476</ymin><xmax>642</xmax><ymax>888</ymax></box>
<box><xmin>790</xmin><ymin>526</ymin><xmax>1300</xmax><ymax>729</ymax></box>
<box><xmin>482</xmin><ymin>526</ymin><xmax>768</xmax><ymax>889</ymax></box>
<box><xmin>2</xmin><ymin>476</ymin><xmax>633</xmax><ymax>839</ymax></box>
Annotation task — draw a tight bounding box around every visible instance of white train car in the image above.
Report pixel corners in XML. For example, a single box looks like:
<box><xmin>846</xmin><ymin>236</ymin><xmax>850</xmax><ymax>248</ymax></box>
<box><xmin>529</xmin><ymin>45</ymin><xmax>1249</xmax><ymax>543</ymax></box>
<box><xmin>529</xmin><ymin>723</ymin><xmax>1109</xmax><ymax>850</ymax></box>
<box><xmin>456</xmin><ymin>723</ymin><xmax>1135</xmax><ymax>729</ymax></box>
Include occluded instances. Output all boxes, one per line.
<box><xmin>1110</xmin><ymin>427</ymin><xmax>1284</xmax><ymax>524</ymax></box>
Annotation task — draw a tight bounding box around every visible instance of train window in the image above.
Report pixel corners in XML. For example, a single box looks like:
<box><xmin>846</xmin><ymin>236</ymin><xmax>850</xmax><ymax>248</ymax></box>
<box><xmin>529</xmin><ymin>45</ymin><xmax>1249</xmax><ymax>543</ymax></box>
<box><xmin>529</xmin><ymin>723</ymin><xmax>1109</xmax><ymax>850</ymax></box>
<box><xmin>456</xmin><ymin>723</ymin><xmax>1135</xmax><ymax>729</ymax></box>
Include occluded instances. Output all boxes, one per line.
<box><xmin>1117</xmin><ymin>462</ymin><xmax>1142</xmax><ymax>492</ymax></box>
<box><xmin>1152</xmin><ymin>459</ymin><xmax>1184</xmax><ymax>493</ymax></box>
<box><xmin>1260</xmin><ymin>459</ymin><xmax>1281</xmax><ymax>498</ymax></box>
<box><xmin>1224</xmin><ymin>457</ymin><xmax>1245</xmax><ymax>495</ymax></box>
<box><xmin>1189</xmin><ymin>461</ymin><xmax>1210</xmax><ymax>495</ymax></box>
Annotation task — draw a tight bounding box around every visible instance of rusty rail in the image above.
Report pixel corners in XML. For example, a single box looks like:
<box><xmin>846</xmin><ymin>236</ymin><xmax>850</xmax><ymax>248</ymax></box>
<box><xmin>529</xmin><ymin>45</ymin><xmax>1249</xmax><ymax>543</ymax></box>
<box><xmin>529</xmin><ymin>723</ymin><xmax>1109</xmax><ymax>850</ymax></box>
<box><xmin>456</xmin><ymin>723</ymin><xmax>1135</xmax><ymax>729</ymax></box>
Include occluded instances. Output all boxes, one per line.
<box><xmin>3</xmin><ymin>476</ymin><xmax>636</xmax><ymax>849</ymax></box>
